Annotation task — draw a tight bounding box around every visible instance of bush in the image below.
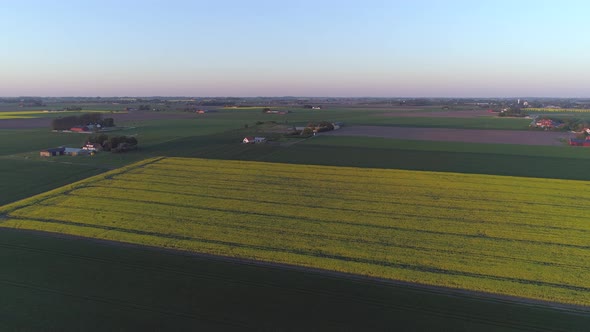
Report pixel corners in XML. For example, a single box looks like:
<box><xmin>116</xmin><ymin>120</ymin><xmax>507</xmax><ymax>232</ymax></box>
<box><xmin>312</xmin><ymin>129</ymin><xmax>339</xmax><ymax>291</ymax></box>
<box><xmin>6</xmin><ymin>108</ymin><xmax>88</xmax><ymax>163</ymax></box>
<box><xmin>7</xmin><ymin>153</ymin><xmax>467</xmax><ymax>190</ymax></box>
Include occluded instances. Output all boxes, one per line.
<box><xmin>301</xmin><ymin>128</ymin><xmax>313</xmax><ymax>136</ymax></box>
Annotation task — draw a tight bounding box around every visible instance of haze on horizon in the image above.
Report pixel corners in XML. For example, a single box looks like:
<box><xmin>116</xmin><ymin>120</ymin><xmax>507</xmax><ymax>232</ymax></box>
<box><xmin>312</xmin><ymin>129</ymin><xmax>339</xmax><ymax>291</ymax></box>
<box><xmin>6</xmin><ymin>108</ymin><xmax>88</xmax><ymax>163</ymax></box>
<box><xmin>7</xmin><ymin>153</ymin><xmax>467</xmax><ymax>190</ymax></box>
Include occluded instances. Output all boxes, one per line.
<box><xmin>1</xmin><ymin>0</ymin><xmax>589</xmax><ymax>98</ymax></box>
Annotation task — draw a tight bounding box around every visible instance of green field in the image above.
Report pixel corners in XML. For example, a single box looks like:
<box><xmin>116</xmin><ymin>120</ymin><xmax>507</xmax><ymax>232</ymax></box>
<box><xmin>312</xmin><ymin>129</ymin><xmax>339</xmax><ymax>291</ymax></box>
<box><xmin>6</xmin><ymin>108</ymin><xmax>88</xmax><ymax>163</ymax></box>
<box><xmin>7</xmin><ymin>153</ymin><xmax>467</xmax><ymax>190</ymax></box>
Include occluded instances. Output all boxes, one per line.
<box><xmin>2</xmin><ymin>157</ymin><xmax>590</xmax><ymax>306</ymax></box>
<box><xmin>0</xmin><ymin>159</ymin><xmax>106</xmax><ymax>206</ymax></box>
<box><xmin>3</xmin><ymin>229</ymin><xmax>588</xmax><ymax>331</ymax></box>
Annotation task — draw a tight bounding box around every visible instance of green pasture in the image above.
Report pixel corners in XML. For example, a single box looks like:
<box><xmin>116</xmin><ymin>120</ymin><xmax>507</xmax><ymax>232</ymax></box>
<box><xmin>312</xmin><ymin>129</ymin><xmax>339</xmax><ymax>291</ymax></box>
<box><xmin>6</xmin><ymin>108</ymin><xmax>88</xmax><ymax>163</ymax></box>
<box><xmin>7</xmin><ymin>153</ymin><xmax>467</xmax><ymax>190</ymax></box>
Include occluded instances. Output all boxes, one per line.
<box><xmin>0</xmin><ymin>159</ymin><xmax>106</xmax><ymax>206</ymax></box>
<box><xmin>188</xmin><ymin>107</ymin><xmax>531</xmax><ymax>130</ymax></box>
<box><xmin>304</xmin><ymin>136</ymin><xmax>590</xmax><ymax>159</ymax></box>
<box><xmin>261</xmin><ymin>136</ymin><xmax>590</xmax><ymax>180</ymax></box>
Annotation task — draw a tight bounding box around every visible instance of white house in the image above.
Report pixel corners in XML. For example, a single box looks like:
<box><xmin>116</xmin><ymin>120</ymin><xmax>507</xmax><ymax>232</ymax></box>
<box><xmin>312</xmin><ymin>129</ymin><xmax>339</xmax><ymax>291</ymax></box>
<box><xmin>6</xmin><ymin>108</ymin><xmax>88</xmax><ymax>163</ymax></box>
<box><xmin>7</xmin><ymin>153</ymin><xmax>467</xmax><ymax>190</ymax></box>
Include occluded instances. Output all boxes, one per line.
<box><xmin>243</xmin><ymin>136</ymin><xmax>266</xmax><ymax>144</ymax></box>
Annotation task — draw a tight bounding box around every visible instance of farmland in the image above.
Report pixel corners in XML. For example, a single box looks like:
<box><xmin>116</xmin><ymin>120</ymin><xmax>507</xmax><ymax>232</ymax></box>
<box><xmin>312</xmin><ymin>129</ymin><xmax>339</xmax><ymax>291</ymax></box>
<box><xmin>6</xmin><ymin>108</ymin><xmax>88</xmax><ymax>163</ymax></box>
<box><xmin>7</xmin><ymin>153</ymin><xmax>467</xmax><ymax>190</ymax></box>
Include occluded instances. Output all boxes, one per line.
<box><xmin>323</xmin><ymin>125</ymin><xmax>574</xmax><ymax>146</ymax></box>
<box><xmin>2</xmin><ymin>157</ymin><xmax>590</xmax><ymax>306</ymax></box>
<box><xmin>528</xmin><ymin>108</ymin><xmax>590</xmax><ymax>113</ymax></box>
<box><xmin>3</xmin><ymin>229</ymin><xmax>588</xmax><ymax>331</ymax></box>
<box><xmin>0</xmin><ymin>110</ymin><xmax>126</xmax><ymax>119</ymax></box>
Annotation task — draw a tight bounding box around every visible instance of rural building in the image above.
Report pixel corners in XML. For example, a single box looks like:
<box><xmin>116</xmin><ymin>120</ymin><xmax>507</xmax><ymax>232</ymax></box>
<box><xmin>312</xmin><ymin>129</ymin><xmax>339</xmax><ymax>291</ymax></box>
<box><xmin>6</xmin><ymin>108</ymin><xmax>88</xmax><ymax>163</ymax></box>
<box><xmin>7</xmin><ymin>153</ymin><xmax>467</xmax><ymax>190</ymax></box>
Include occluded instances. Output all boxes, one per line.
<box><xmin>243</xmin><ymin>136</ymin><xmax>266</xmax><ymax>144</ymax></box>
<box><xmin>568</xmin><ymin>138</ymin><xmax>590</xmax><ymax>146</ymax></box>
<box><xmin>64</xmin><ymin>148</ymin><xmax>90</xmax><ymax>156</ymax></box>
<box><xmin>70</xmin><ymin>126</ymin><xmax>90</xmax><ymax>132</ymax></box>
<box><xmin>83</xmin><ymin>143</ymin><xmax>103</xmax><ymax>151</ymax></box>
<box><xmin>312</xmin><ymin>106</ymin><xmax>322</xmax><ymax>110</ymax></box>
<box><xmin>534</xmin><ymin>119</ymin><xmax>562</xmax><ymax>129</ymax></box>
<box><xmin>40</xmin><ymin>147</ymin><xmax>65</xmax><ymax>157</ymax></box>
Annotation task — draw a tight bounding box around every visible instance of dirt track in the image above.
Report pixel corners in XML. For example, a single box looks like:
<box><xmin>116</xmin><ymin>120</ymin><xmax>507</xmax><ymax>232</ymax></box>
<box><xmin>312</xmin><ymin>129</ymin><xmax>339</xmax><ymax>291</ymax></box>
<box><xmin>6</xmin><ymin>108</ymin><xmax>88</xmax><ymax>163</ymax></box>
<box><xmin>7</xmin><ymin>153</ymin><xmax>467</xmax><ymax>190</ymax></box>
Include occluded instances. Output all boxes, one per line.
<box><xmin>323</xmin><ymin>126</ymin><xmax>574</xmax><ymax>146</ymax></box>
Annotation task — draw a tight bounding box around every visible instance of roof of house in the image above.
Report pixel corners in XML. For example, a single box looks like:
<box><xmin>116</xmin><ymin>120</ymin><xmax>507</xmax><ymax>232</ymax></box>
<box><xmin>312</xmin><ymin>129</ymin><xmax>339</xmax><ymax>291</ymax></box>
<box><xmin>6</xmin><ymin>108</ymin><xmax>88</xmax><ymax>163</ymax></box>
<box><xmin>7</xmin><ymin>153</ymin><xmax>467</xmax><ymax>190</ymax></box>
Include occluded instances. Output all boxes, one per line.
<box><xmin>64</xmin><ymin>148</ymin><xmax>84</xmax><ymax>153</ymax></box>
<box><xmin>41</xmin><ymin>147</ymin><xmax>65</xmax><ymax>153</ymax></box>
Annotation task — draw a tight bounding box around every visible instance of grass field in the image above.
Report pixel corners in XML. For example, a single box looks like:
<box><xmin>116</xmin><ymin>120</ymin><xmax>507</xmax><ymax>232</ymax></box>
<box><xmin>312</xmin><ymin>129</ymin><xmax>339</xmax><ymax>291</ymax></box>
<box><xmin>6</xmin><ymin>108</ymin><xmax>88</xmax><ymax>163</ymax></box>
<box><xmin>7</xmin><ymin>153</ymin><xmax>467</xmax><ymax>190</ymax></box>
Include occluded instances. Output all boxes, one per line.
<box><xmin>0</xmin><ymin>159</ymin><xmax>106</xmax><ymax>206</ymax></box>
<box><xmin>3</xmin><ymin>229</ymin><xmax>588</xmax><ymax>331</ymax></box>
<box><xmin>2</xmin><ymin>157</ymin><xmax>590</xmax><ymax>306</ymax></box>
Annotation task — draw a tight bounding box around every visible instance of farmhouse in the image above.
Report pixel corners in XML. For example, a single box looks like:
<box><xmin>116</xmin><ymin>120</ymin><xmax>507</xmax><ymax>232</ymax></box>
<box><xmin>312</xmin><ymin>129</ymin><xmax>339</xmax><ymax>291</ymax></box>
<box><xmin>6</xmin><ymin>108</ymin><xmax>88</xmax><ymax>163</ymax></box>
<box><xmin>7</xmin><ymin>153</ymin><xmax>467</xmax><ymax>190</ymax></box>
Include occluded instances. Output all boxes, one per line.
<box><xmin>568</xmin><ymin>138</ymin><xmax>590</xmax><ymax>146</ymax></box>
<box><xmin>83</xmin><ymin>142</ymin><xmax>103</xmax><ymax>151</ymax></box>
<box><xmin>534</xmin><ymin>119</ymin><xmax>562</xmax><ymax>129</ymax></box>
<box><xmin>243</xmin><ymin>136</ymin><xmax>267</xmax><ymax>144</ymax></box>
<box><xmin>39</xmin><ymin>147</ymin><xmax>65</xmax><ymax>157</ymax></box>
<box><xmin>64</xmin><ymin>148</ymin><xmax>90</xmax><ymax>156</ymax></box>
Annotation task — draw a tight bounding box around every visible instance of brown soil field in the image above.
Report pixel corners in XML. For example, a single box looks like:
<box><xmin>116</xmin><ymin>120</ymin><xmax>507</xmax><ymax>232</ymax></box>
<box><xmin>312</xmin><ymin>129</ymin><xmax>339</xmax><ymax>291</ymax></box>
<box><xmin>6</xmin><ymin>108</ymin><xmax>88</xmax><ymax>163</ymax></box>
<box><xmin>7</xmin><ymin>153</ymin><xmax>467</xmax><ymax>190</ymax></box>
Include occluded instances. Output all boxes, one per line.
<box><xmin>379</xmin><ymin>110</ymin><xmax>498</xmax><ymax>118</ymax></box>
<box><xmin>323</xmin><ymin>126</ymin><xmax>574</xmax><ymax>146</ymax></box>
<box><xmin>0</xmin><ymin>111</ymin><xmax>198</xmax><ymax>129</ymax></box>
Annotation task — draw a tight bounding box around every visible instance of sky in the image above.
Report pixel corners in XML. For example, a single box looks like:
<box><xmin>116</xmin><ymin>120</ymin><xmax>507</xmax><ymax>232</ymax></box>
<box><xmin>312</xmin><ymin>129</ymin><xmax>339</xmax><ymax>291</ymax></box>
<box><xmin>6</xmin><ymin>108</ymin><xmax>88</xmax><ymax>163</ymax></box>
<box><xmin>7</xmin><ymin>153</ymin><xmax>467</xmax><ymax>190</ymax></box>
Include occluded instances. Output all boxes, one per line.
<box><xmin>1</xmin><ymin>0</ymin><xmax>589</xmax><ymax>97</ymax></box>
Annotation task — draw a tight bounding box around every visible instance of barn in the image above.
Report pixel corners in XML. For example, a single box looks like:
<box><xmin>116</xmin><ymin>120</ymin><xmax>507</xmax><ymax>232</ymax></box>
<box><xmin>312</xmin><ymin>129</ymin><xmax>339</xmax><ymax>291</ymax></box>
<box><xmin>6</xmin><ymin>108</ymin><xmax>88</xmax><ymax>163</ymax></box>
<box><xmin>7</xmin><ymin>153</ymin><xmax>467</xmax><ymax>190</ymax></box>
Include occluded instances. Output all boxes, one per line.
<box><xmin>568</xmin><ymin>138</ymin><xmax>590</xmax><ymax>146</ymax></box>
<box><xmin>64</xmin><ymin>148</ymin><xmax>90</xmax><ymax>156</ymax></box>
<box><xmin>40</xmin><ymin>147</ymin><xmax>65</xmax><ymax>157</ymax></box>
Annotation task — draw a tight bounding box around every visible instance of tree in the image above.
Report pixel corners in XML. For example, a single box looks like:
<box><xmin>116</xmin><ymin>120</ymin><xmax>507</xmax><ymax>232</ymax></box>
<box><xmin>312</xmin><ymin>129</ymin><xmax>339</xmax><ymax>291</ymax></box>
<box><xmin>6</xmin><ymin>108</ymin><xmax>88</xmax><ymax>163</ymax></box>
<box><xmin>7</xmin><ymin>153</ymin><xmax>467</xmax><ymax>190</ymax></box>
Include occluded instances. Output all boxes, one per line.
<box><xmin>318</xmin><ymin>121</ymin><xmax>334</xmax><ymax>130</ymax></box>
<box><xmin>100</xmin><ymin>118</ymin><xmax>115</xmax><ymax>127</ymax></box>
<box><xmin>301</xmin><ymin>127</ymin><xmax>313</xmax><ymax>136</ymax></box>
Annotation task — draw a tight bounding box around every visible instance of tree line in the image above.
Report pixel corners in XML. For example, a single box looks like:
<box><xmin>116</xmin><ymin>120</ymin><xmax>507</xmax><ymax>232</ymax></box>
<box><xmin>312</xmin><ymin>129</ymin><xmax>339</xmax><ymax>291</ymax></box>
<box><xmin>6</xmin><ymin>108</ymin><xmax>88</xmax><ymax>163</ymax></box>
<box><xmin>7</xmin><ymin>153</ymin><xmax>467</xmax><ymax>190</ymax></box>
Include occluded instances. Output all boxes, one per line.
<box><xmin>51</xmin><ymin>113</ymin><xmax>115</xmax><ymax>130</ymax></box>
<box><xmin>87</xmin><ymin>134</ymin><xmax>138</xmax><ymax>152</ymax></box>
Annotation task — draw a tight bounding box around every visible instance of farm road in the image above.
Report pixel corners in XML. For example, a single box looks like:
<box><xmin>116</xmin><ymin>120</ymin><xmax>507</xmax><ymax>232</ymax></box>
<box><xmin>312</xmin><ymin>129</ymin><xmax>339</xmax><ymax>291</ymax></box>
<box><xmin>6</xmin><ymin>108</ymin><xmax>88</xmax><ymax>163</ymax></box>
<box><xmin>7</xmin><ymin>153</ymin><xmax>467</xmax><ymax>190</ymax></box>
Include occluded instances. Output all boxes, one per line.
<box><xmin>323</xmin><ymin>126</ymin><xmax>575</xmax><ymax>146</ymax></box>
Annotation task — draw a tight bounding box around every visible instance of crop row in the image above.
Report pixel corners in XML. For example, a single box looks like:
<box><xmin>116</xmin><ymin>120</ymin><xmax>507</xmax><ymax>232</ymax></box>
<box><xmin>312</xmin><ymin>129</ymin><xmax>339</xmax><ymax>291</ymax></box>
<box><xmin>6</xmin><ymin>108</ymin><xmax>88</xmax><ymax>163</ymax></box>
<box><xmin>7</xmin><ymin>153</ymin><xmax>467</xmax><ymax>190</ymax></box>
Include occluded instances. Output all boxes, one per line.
<box><xmin>527</xmin><ymin>108</ymin><xmax>590</xmax><ymax>113</ymax></box>
<box><xmin>2</xmin><ymin>157</ymin><xmax>590</xmax><ymax>305</ymax></box>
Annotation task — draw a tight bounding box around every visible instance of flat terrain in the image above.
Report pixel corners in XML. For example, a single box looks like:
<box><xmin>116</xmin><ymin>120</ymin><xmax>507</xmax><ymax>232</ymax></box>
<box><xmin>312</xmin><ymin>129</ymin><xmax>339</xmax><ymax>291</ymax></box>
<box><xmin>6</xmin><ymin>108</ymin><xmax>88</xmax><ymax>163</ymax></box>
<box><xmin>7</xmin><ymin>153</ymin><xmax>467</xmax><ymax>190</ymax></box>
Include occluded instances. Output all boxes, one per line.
<box><xmin>3</xmin><ymin>229</ymin><xmax>588</xmax><ymax>331</ymax></box>
<box><xmin>0</xmin><ymin>110</ymin><xmax>198</xmax><ymax>129</ymax></box>
<box><xmin>2</xmin><ymin>105</ymin><xmax>590</xmax><ymax>330</ymax></box>
<box><xmin>324</xmin><ymin>125</ymin><xmax>574</xmax><ymax>146</ymax></box>
<box><xmin>3</xmin><ymin>157</ymin><xmax>590</xmax><ymax>306</ymax></box>
<box><xmin>380</xmin><ymin>110</ymin><xmax>497</xmax><ymax>118</ymax></box>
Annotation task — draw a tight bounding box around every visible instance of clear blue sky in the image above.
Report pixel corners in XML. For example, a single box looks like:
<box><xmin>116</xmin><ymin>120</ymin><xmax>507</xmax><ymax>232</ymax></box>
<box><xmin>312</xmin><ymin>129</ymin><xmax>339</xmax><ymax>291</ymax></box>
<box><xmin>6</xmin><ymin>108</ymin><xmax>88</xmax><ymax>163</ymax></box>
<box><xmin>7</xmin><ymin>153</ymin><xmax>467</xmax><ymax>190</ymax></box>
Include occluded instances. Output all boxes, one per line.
<box><xmin>1</xmin><ymin>0</ymin><xmax>589</xmax><ymax>97</ymax></box>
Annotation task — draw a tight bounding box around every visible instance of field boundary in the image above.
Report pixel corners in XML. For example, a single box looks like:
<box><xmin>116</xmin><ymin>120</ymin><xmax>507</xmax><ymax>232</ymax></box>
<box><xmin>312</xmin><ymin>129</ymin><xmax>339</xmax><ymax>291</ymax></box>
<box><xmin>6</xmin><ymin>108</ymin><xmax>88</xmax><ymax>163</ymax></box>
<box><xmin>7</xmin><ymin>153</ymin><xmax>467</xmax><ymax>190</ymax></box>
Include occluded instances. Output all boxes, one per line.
<box><xmin>3</xmin><ymin>157</ymin><xmax>590</xmax><ymax>308</ymax></box>
<box><xmin>0</xmin><ymin>156</ymin><xmax>164</xmax><ymax>215</ymax></box>
<box><xmin>3</xmin><ymin>227</ymin><xmax>590</xmax><ymax>314</ymax></box>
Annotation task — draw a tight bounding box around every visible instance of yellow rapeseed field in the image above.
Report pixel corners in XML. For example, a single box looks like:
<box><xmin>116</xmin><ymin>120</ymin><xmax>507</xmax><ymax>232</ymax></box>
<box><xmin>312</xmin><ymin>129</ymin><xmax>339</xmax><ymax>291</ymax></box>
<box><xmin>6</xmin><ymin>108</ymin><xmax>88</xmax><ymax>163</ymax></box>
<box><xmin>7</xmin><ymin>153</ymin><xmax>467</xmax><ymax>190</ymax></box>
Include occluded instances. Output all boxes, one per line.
<box><xmin>527</xmin><ymin>108</ymin><xmax>590</xmax><ymax>113</ymax></box>
<box><xmin>1</xmin><ymin>157</ymin><xmax>590</xmax><ymax>305</ymax></box>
